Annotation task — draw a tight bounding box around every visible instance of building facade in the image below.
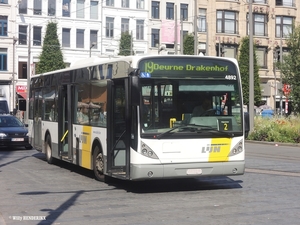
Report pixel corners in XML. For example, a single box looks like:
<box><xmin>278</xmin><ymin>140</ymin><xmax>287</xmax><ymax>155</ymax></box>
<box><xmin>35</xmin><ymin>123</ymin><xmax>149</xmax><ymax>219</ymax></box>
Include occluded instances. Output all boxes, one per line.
<box><xmin>0</xmin><ymin>0</ymin><xmax>297</xmax><ymax>113</ymax></box>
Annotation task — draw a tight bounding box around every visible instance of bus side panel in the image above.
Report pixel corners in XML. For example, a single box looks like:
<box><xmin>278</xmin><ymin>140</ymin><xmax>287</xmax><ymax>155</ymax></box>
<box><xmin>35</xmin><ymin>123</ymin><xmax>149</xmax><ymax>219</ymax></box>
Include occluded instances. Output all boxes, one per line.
<box><xmin>72</xmin><ymin>125</ymin><xmax>107</xmax><ymax>170</ymax></box>
<box><xmin>42</xmin><ymin>121</ymin><xmax>60</xmax><ymax>158</ymax></box>
<box><xmin>28</xmin><ymin>119</ymin><xmax>34</xmax><ymax>147</ymax></box>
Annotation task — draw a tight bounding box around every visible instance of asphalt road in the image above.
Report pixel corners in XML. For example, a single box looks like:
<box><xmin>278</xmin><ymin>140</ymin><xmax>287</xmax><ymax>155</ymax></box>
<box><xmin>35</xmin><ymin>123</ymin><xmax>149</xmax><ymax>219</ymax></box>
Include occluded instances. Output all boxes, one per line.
<box><xmin>0</xmin><ymin>142</ymin><xmax>299</xmax><ymax>225</ymax></box>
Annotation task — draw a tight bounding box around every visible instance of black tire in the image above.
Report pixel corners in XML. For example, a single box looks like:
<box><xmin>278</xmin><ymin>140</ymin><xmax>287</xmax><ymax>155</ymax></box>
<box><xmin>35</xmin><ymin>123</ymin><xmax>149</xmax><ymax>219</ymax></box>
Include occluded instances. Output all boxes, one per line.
<box><xmin>45</xmin><ymin>136</ymin><xmax>54</xmax><ymax>164</ymax></box>
<box><xmin>93</xmin><ymin>145</ymin><xmax>105</xmax><ymax>182</ymax></box>
<box><xmin>25</xmin><ymin>145</ymin><xmax>33</xmax><ymax>150</ymax></box>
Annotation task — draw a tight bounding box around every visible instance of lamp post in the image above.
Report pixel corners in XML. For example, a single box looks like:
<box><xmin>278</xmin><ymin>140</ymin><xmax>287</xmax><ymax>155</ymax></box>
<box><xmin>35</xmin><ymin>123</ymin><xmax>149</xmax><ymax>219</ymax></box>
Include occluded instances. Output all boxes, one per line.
<box><xmin>25</xmin><ymin>24</ymin><xmax>31</xmax><ymax>124</ymax></box>
<box><xmin>249</xmin><ymin>0</ymin><xmax>254</xmax><ymax>133</ymax></box>
<box><xmin>273</xmin><ymin>48</ymin><xmax>278</xmax><ymax>112</ymax></box>
<box><xmin>12</xmin><ymin>36</ymin><xmax>18</xmax><ymax>113</ymax></box>
<box><xmin>90</xmin><ymin>42</ymin><xmax>96</xmax><ymax>57</ymax></box>
<box><xmin>194</xmin><ymin>0</ymin><xmax>198</xmax><ymax>55</ymax></box>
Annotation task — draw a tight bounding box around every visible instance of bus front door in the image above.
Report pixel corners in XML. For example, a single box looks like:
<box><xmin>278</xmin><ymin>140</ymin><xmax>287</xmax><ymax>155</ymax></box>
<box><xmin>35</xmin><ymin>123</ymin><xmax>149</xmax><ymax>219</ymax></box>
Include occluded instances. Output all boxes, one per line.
<box><xmin>107</xmin><ymin>79</ymin><xmax>130</xmax><ymax>180</ymax></box>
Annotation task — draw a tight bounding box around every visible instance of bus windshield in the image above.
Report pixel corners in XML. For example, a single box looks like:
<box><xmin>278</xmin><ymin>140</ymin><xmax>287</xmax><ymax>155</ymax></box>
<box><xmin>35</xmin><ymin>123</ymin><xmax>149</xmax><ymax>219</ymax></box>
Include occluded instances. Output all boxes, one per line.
<box><xmin>140</xmin><ymin>79</ymin><xmax>243</xmax><ymax>137</ymax></box>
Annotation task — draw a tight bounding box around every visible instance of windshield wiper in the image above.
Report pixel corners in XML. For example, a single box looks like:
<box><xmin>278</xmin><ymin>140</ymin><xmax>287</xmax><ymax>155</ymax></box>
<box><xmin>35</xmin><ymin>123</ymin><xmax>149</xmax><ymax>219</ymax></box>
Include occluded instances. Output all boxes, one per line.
<box><xmin>156</xmin><ymin>124</ymin><xmax>214</xmax><ymax>139</ymax></box>
<box><xmin>156</xmin><ymin>124</ymin><xmax>234</xmax><ymax>139</ymax></box>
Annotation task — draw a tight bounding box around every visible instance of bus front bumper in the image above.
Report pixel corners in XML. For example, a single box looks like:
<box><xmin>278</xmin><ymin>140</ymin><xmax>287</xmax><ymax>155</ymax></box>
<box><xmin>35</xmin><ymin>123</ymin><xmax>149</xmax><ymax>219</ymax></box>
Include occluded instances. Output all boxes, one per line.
<box><xmin>130</xmin><ymin>161</ymin><xmax>245</xmax><ymax>180</ymax></box>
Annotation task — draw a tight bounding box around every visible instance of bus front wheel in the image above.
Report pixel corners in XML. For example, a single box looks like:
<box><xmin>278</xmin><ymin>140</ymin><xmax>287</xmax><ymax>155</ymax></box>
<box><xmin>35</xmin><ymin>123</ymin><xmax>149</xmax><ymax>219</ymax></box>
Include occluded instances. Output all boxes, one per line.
<box><xmin>93</xmin><ymin>145</ymin><xmax>105</xmax><ymax>181</ymax></box>
<box><xmin>45</xmin><ymin>136</ymin><xmax>54</xmax><ymax>164</ymax></box>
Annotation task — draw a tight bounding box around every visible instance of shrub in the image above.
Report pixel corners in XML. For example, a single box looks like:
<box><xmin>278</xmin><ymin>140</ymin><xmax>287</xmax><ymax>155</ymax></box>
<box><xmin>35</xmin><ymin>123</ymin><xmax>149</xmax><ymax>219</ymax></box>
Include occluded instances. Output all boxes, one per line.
<box><xmin>247</xmin><ymin>116</ymin><xmax>300</xmax><ymax>143</ymax></box>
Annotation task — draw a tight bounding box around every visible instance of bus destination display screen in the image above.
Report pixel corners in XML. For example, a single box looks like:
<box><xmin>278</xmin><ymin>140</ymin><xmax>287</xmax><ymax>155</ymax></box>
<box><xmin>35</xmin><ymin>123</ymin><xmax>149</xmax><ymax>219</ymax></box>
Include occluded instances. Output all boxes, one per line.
<box><xmin>138</xmin><ymin>57</ymin><xmax>238</xmax><ymax>80</ymax></box>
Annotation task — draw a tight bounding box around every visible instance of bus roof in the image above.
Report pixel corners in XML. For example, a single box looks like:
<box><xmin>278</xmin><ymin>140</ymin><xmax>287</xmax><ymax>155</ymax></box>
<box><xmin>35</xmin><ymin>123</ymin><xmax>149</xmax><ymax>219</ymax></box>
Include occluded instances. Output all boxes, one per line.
<box><xmin>31</xmin><ymin>55</ymin><xmax>239</xmax><ymax>78</ymax></box>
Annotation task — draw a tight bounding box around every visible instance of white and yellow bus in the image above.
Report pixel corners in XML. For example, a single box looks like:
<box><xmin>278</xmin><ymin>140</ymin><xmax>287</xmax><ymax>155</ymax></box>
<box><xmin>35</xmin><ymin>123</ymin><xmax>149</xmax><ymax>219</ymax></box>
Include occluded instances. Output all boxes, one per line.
<box><xmin>28</xmin><ymin>55</ymin><xmax>249</xmax><ymax>182</ymax></box>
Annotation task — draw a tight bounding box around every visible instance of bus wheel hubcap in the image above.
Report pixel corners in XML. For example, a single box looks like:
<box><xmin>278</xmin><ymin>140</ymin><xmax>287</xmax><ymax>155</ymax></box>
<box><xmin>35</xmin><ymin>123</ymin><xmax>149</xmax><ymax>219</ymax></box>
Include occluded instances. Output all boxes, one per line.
<box><xmin>96</xmin><ymin>153</ymin><xmax>104</xmax><ymax>173</ymax></box>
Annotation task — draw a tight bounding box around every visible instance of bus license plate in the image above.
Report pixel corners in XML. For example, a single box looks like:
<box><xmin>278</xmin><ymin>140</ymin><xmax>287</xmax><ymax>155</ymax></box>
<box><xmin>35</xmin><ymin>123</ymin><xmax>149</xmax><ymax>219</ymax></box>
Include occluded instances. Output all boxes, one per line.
<box><xmin>12</xmin><ymin>138</ymin><xmax>24</xmax><ymax>142</ymax></box>
<box><xmin>186</xmin><ymin>169</ymin><xmax>202</xmax><ymax>175</ymax></box>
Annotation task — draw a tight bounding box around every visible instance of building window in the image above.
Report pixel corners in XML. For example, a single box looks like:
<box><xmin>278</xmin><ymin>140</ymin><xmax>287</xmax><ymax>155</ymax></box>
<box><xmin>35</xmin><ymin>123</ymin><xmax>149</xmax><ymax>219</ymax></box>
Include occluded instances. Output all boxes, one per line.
<box><xmin>217</xmin><ymin>10</ymin><xmax>238</xmax><ymax>34</ymax></box>
<box><xmin>19</xmin><ymin>0</ymin><xmax>27</xmax><ymax>14</ymax></box>
<box><xmin>106</xmin><ymin>0</ymin><xmax>114</xmax><ymax>6</ymax></box>
<box><xmin>0</xmin><ymin>48</ymin><xmax>7</xmax><ymax>71</ymax></box>
<box><xmin>276</xmin><ymin>0</ymin><xmax>294</xmax><ymax>7</ymax></box>
<box><xmin>247</xmin><ymin>13</ymin><xmax>268</xmax><ymax>36</ymax></box>
<box><xmin>223</xmin><ymin>46</ymin><xmax>238</xmax><ymax>59</ymax></box>
<box><xmin>90</xmin><ymin>30</ymin><xmax>98</xmax><ymax>49</ymax></box>
<box><xmin>198</xmin><ymin>9</ymin><xmax>206</xmax><ymax>32</ymax></box>
<box><xmin>63</xmin><ymin>0</ymin><xmax>71</xmax><ymax>17</ymax></box>
<box><xmin>76</xmin><ymin>29</ymin><xmax>84</xmax><ymax>48</ymax></box>
<box><xmin>106</xmin><ymin>17</ymin><xmax>114</xmax><ymax>38</ymax></box>
<box><xmin>19</xmin><ymin>25</ymin><xmax>27</xmax><ymax>45</ymax></box>
<box><xmin>90</xmin><ymin>1</ymin><xmax>98</xmax><ymax>19</ymax></box>
<box><xmin>62</xmin><ymin>28</ymin><xmax>70</xmax><ymax>47</ymax></box>
<box><xmin>256</xmin><ymin>47</ymin><xmax>267</xmax><ymax>68</ymax></box>
<box><xmin>122</xmin><ymin>0</ymin><xmax>129</xmax><ymax>8</ymax></box>
<box><xmin>276</xmin><ymin>16</ymin><xmax>293</xmax><ymax>38</ymax></box>
<box><xmin>34</xmin><ymin>0</ymin><xmax>42</xmax><ymax>15</ymax></box>
<box><xmin>121</xmin><ymin>18</ymin><xmax>129</xmax><ymax>33</ymax></box>
<box><xmin>152</xmin><ymin>1</ymin><xmax>160</xmax><ymax>19</ymax></box>
<box><xmin>33</xmin><ymin>26</ymin><xmax>42</xmax><ymax>46</ymax></box>
<box><xmin>136</xmin><ymin>0</ymin><xmax>144</xmax><ymax>9</ymax></box>
<box><xmin>166</xmin><ymin>2</ymin><xmax>174</xmax><ymax>20</ymax></box>
<box><xmin>136</xmin><ymin>20</ymin><xmax>144</xmax><ymax>40</ymax></box>
<box><xmin>254</xmin><ymin>14</ymin><xmax>267</xmax><ymax>36</ymax></box>
<box><xmin>48</xmin><ymin>0</ymin><xmax>56</xmax><ymax>16</ymax></box>
<box><xmin>0</xmin><ymin>0</ymin><xmax>8</xmax><ymax>4</ymax></box>
<box><xmin>0</xmin><ymin>16</ymin><xmax>7</xmax><ymax>36</ymax></box>
<box><xmin>77</xmin><ymin>0</ymin><xmax>85</xmax><ymax>18</ymax></box>
<box><xmin>247</xmin><ymin>0</ymin><xmax>268</xmax><ymax>3</ymax></box>
<box><xmin>183</xmin><ymin>30</ymin><xmax>188</xmax><ymax>39</ymax></box>
<box><xmin>180</xmin><ymin>3</ymin><xmax>188</xmax><ymax>21</ymax></box>
<box><xmin>151</xmin><ymin>29</ymin><xmax>159</xmax><ymax>47</ymax></box>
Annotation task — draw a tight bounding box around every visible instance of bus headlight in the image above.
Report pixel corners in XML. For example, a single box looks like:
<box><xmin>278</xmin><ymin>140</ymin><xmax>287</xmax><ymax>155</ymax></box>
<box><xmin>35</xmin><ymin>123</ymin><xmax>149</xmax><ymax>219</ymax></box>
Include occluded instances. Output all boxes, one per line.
<box><xmin>228</xmin><ymin>141</ymin><xmax>243</xmax><ymax>157</ymax></box>
<box><xmin>140</xmin><ymin>142</ymin><xmax>158</xmax><ymax>159</ymax></box>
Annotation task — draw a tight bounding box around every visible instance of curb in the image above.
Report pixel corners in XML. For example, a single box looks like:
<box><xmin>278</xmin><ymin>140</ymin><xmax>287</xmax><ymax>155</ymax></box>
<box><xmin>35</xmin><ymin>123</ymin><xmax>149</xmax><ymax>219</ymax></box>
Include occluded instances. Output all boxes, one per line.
<box><xmin>245</xmin><ymin>140</ymin><xmax>300</xmax><ymax>147</ymax></box>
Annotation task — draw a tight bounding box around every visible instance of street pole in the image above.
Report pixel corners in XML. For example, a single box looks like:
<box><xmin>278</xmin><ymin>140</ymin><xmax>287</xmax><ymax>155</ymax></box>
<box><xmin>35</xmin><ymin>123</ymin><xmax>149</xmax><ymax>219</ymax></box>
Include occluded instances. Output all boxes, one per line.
<box><xmin>12</xmin><ymin>36</ymin><xmax>17</xmax><ymax>113</ymax></box>
<box><xmin>174</xmin><ymin>5</ymin><xmax>178</xmax><ymax>55</ymax></box>
<box><xmin>26</xmin><ymin>24</ymin><xmax>31</xmax><ymax>124</ymax></box>
<box><xmin>180</xmin><ymin>16</ymin><xmax>183</xmax><ymax>55</ymax></box>
<box><xmin>130</xmin><ymin>30</ymin><xmax>133</xmax><ymax>55</ymax></box>
<box><xmin>279</xmin><ymin>35</ymin><xmax>283</xmax><ymax>116</ymax></box>
<box><xmin>273</xmin><ymin>49</ymin><xmax>277</xmax><ymax>112</ymax></box>
<box><xmin>249</xmin><ymin>0</ymin><xmax>254</xmax><ymax>132</ymax></box>
<box><xmin>100</xmin><ymin>1</ymin><xmax>103</xmax><ymax>55</ymax></box>
<box><xmin>206</xmin><ymin>21</ymin><xmax>209</xmax><ymax>56</ymax></box>
<box><xmin>194</xmin><ymin>0</ymin><xmax>198</xmax><ymax>55</ymax></box>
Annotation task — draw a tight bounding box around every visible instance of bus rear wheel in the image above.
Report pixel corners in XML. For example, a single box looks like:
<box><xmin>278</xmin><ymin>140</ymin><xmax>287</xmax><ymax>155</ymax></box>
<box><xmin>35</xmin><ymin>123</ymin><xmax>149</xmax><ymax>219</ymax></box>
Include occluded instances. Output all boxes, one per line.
<box><xmin>45</xmin><ymin>136</ymin><xmax>54</xmax><ymax>164</ymax></box>
<box><xmin>93</xmin><ymin>145</ymin><xmax>105</xmax><ymax>181</ymax></box>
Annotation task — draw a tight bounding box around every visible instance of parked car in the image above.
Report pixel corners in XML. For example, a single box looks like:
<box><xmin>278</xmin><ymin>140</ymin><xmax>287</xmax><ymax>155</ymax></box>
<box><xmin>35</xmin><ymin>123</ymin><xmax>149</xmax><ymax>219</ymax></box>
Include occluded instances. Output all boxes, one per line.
<box><xmin>261</xmin><ymin>109</ymin><xmax>274</xmax><ymax>118</ymax></box>
<box><xmin>0</xmin><ymin>114</ymin><xmax>32</xmax><ymax>150</ymax></box>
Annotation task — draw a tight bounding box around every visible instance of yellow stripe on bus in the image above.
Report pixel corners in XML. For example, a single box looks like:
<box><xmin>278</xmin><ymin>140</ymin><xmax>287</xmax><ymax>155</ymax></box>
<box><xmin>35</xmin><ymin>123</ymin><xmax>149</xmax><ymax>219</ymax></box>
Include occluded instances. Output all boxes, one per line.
<box><xmin>81</xmin><ymin>126</ymin><xmax>92</xmax><ymax>169</ymax></box>
<box><xmin>208</xmin><ymin>138</ymin><xmax>232</xmax><ymax>162</ymax></box>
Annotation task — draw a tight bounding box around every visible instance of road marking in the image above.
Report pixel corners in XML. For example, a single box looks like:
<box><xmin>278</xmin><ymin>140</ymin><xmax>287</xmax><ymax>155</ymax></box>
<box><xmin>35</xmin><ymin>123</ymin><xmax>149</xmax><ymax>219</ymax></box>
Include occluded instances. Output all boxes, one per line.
<box><xmin>246</xmin><ymin>168</ymin><xmax>300</xmax><ymax>177</ymax></box>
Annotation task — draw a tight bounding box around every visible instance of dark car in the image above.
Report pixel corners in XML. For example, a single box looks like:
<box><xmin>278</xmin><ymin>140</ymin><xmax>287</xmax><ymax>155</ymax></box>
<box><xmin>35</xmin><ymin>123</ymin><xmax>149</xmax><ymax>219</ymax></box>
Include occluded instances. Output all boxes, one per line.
<box><xmin>0</xmin><ymin>115</ymin><xmax>32</xmax><ymax>150</ymax></box>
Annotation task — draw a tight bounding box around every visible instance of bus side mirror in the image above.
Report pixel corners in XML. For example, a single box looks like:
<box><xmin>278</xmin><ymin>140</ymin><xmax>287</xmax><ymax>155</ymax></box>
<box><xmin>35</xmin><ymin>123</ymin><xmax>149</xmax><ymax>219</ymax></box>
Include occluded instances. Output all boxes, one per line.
<box><xmin>130</xmin><ymin>76</ymin><xmax>140</xmax><ymax>106</ymax></box>
<box><xmin>244</xmin><ymin>112</ymin><xmax>250</xmax><ymax>138</ymax></box>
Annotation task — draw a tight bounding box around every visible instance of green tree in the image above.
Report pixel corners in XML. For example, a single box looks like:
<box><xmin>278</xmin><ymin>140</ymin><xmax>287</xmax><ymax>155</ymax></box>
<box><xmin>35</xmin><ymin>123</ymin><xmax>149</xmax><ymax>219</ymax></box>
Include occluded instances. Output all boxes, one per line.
<box><xmin>35</xmin><ymin>22</ymin><xmax>65</xmax><ymax>74</ymax></box>
<box><xmin>118</xmin><ymin>32</ymin><xmax>132</xmax><ymax>56</ymax></box>
<box><xmin>280</xmin><ymin>24</ymin><xmax>300</xmax><ymax>114</ymax></box>
<box><xmin>238</xmin><ymin>36</ymin><xmax>262</xmax><ymax>106</ymax></box>
<box><xmin>183</xmin><ymin>34</ymin><xmax>194</xmax><ymax>55</ymax></box>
